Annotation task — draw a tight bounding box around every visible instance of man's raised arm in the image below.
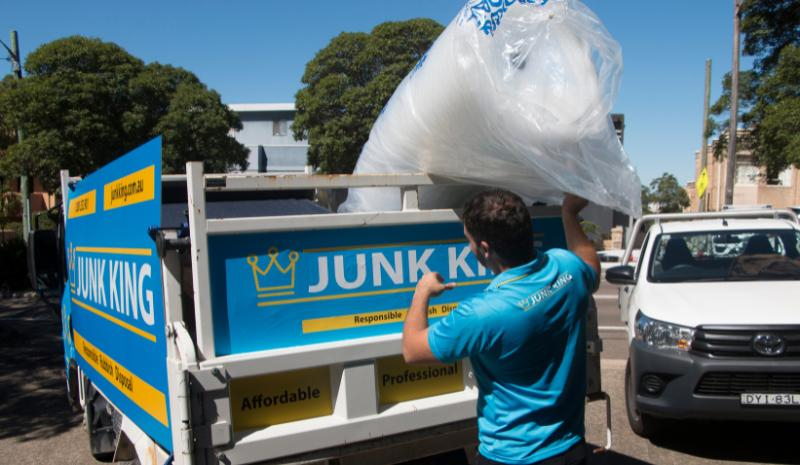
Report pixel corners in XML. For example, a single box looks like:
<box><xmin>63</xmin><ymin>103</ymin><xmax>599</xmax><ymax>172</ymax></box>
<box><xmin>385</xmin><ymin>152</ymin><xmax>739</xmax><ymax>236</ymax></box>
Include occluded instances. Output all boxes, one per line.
<box><xmin>561</xmin><ymin>194</ymin><xmax>600</xmax><ymax>290</ymax></box>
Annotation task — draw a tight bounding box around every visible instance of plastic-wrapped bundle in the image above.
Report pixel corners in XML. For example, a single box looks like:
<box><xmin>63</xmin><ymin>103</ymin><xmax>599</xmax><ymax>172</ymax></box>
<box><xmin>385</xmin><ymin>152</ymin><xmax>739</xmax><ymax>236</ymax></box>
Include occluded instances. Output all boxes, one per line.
<box><xmin>339</xmin><ymin>0</ymin><xmax>641</xmax><ymax>217</ymax></box>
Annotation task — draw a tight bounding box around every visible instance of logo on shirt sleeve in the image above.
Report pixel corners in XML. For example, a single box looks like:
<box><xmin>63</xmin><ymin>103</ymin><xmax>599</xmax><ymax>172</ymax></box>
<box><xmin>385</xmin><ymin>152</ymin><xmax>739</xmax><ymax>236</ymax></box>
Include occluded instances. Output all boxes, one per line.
<box><xmin>517</xmin><ymin>272</ymin><xmax>573</xmax><ymax>311</ymax></box>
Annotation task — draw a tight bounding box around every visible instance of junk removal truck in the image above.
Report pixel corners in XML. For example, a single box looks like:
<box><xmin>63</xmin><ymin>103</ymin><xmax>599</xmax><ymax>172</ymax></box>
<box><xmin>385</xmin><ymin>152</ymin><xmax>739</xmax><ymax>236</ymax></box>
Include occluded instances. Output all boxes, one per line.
<box><xmin>26</xmin><ymin>0</ymin><xmax>644</xmax><ymax>461</ymax></box>
<box><xmin>26</xmin><ymin>137</ymin><xmax>611</xmax><ymax>464</ymax></box>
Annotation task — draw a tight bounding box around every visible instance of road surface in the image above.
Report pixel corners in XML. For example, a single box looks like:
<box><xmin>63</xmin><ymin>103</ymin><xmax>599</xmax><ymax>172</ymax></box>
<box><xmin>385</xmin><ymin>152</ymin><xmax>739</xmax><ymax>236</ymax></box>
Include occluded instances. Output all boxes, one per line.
<box><xmin>1</xmin><ymin>289</ymin><xmax>798</xmax><ymax>465</ymax></box>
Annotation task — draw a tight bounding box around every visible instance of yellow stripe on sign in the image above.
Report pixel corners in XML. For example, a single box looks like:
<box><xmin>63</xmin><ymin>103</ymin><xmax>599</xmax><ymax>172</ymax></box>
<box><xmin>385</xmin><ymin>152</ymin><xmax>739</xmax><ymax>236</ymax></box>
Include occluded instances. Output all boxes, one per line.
<box><xmin>75</xmin><ymin>246</ymin><xmax>152</xmax><ymax>256</ymax></box>
<box><xmin>302</xmin><ymin>302</ymin><xmax>458</xmax><ymax>334</ymax></box>
<box><xmin>104</xmin><ymin>165</ymin><xmax>156</xmax><ymax>211</ymax></box>
<box><xmin>377</xmin><ymin>356</ymin><xmax>464</xmax><ymax>405</ymax></box>
<box><xmin>71</xmin><ymin>297</ymin><xmax>157</xmax><ymax>343</ymax></box>
<box><xmin>73</xmin><ymin>330</ymin><xmax>168</xmax><ymax>426</ymax></box>
<box><xmin>68</xmin><ymin>190</ymin><xmax>97</xmax><ymax>219</ymax></box>
<box><xmin>258</xmin><ymin>278</ymin><xmax>492</xmax><ymax>308</ymax></box>
<box><xmin>230</xmin><ymin>366</ymin><xmax>332</xmax><ymax>432</ymax></box>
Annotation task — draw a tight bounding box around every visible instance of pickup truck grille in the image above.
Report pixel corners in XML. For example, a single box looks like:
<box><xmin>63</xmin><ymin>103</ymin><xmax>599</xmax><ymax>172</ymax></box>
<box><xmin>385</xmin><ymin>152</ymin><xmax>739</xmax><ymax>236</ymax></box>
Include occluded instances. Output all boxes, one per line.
<box><xmin>695</xmin><ymin>372</ymin><xmax>800</xmax><ymax>396</ymax></box>
<box><xmin>691</xmin><ymin>326</ymin><xmax>800</xmax><ymax>358</ymax></box>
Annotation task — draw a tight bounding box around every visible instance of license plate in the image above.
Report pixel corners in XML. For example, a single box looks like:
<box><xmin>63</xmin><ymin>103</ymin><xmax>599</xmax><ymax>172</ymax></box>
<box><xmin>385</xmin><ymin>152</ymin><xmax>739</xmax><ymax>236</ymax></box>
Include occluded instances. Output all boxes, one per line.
<box><xmin>740</xmin><ymin>393</ymin><xmax>800</xmax><ymax>406</ymax></box>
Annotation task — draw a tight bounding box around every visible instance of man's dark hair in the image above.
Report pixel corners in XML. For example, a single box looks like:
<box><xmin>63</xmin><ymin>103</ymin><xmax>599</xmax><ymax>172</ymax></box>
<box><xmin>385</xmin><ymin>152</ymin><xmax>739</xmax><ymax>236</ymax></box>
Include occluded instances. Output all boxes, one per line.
<box><xmin>462</xmin><ymin>189</ymin><xmax>534</xmax><ymax>266</ymax></box>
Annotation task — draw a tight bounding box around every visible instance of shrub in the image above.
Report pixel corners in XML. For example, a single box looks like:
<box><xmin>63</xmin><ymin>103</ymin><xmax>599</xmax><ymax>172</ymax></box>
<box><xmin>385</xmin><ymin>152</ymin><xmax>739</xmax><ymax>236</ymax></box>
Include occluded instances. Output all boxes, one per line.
<box><xmin>0</xmin><ymin>237</ymin><xmax>30</xmax><ymax>292</ymax></box>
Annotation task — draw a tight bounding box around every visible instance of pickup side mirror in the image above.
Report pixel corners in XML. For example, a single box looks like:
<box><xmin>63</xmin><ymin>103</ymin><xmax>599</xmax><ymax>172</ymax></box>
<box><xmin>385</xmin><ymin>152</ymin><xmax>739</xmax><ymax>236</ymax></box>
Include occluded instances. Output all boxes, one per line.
<box><xmin>605</xmin><ymin>265</ymin><xmax>636</xmax><ymax>285</ymax></box>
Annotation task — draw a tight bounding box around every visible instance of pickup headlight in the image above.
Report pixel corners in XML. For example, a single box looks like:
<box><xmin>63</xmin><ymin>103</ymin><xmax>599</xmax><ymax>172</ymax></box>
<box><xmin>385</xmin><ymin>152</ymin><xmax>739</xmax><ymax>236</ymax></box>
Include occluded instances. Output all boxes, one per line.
<box><xmin>634</xmin><ymin>312</ymin><xmax>694</xmax><ymax>351</ymax></box>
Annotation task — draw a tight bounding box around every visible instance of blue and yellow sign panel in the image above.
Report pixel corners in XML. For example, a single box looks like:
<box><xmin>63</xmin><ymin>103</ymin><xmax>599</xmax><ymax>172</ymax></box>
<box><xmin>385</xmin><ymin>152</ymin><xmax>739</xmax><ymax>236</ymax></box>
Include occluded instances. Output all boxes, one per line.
<box><xmin>64</xmin><ymin>137</ymin><xmax>170</xmax><ymax>450</ymax></box>
<box><xmin>208</xmin><ymin>217</ymin><xmax>566</xmax><ymax>355</ymax></box>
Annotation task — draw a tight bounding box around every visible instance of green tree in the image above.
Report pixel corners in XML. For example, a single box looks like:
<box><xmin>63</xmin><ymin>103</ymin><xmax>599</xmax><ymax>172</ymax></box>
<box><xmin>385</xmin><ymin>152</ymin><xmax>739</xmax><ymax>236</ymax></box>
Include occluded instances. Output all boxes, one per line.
<box><xmin>640</xmin><ymin>184</ymin><xmax>653</xmax><ymax>215</ymax></box>
<box><xmin>0</xmin><ymin>36</ymin><xmax>247</xmax><ymax>191</ymax></box>
<box><xmin>0</xmin><ymin>186</ymin><xmax>21</xmax><ymax>239</ymax></box>
<box><xmin>710</xmin><ymin>0</ymin><xmax>800</xmax><ymax>178</ymax></box>
<box><xmin>580</xmin><ymin>220</ymin><xmax>602</xmax><ymax>248</ymax></box>
<box><xmin>0</xmin><ymin>111</ymin><xmax>22</xmax><ymax>238</ymax></box>
<box><xmin>293</xmin><ymin>19</ymin><xmax>444</xmax><ymax>174</ymax></box>
<box><xmin>751</xmin><ymin>45</ymin><xmax>800</xmax><ymax>176</ymax></box>
<box><xmin>645</xmin><ymin>173</ymin><xmax>690</xmax><ymax>214</ymax></box>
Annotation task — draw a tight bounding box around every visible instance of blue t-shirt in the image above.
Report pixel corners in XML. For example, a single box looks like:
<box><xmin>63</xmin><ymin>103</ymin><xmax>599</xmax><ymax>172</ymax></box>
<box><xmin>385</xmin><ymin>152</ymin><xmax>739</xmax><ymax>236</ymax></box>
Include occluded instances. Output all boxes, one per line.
<box><xmin>428</xmin><ymin>249</ymin><xmax>596</xmax><ymax>465</ymax></box>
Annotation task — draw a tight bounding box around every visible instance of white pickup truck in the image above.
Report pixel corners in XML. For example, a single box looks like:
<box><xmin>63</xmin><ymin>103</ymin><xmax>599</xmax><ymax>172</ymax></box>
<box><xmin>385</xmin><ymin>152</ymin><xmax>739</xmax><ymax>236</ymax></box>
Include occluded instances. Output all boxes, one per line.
<box><xmin>605</xmin><ymin>209</ymin><xmax>800</xmax><ymax>437</ymax></box>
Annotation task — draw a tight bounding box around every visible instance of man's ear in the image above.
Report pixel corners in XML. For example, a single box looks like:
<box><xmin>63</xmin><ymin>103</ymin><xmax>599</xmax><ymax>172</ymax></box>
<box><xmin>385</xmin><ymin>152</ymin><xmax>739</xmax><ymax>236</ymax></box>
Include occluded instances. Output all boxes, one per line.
<box><xmin>479</xmin><ymin>240</ymin><xmax>491</xmax><ymax>260</ymax></box>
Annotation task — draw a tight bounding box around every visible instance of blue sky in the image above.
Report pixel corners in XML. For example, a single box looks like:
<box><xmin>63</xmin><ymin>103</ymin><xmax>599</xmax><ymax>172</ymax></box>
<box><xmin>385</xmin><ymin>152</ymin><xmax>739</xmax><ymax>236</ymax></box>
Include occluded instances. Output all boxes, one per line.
<box><xmin>2</xmin><ymin>1</ymin><xmax>747</xmax><ymax>186</ymax></box>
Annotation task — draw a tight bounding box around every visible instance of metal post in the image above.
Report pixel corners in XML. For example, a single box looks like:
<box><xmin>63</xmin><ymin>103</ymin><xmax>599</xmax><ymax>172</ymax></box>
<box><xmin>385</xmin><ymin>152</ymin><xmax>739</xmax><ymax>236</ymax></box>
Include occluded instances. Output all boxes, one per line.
<box><xmin>699</xmin><ymin>59</ymin><xmax>712</xmax><ymax>212</ymax></box>
<box><xmin>8</xmin><ymin>31</ymin><xmax>30</xmax><ymax>242</ymax></box>
<box><xmin>723</xmin><ymin>1</ymin><xmax>741</xmax><ymax>207</ymax></box>
<box><xmin>186</xmin><ymin>162</ymin><xmax>215</xmax><ymax>360</ymax></box>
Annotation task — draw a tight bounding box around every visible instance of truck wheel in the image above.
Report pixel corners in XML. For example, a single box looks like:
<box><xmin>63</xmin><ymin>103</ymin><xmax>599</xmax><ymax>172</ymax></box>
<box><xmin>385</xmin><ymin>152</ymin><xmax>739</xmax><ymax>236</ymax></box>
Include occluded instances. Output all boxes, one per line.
<box><xmin>66</xmin><ymin>360</ymin><xmax>82</xmax><ymax>412</ymax></box>
<box><xmin>86</xmin><ymin>386</ymin><xmax>116</xmax><ymax>462</ymax></box>
<box><xmin>625</xmin><ymin>360</ymin><xmax>661</xmax><ymax>438</ymax></box>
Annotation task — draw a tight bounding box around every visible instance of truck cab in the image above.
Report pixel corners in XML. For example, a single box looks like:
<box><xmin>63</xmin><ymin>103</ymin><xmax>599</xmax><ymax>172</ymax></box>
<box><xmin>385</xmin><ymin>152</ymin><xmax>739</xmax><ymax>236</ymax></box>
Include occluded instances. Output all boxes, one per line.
<box><xmin>607</xmin><ymin>210</ymin><xmax>800</xmax><ymax>437</ymax></box>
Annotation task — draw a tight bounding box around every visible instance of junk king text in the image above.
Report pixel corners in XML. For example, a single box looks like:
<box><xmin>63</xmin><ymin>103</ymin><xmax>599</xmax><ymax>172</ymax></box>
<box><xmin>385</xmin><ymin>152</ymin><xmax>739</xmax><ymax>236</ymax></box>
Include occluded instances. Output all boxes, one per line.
<box><xmin>72</xmin><ymin>255</ymin><xmax>156</xmax><ymax>326</ymax></box>
<box><xmin>308</xmin><ymin>245</ymin><xmax>487</xmax><ymax>294</ymax></box>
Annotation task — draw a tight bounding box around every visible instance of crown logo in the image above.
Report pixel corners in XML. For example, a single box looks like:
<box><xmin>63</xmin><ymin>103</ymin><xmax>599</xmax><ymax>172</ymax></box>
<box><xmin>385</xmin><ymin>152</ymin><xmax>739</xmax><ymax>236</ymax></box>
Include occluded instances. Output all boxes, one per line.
<box><xmin>68</xmin><ymin>243</ymin><xmax>76</xmax><ymax>292</ymax></box>
<box><xmin>247</xmin><ymin>247</ymin><xmax>300</xmax><ymax>299</ymax></box>
<box><xmin>68</xmin><ymin>243</ymin><xmax>76</xmax><ymax>271</ymax></box>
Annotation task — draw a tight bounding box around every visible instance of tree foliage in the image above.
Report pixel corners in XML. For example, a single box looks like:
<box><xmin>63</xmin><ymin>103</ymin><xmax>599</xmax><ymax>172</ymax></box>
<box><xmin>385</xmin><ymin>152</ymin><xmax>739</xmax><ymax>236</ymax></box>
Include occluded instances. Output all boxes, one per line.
<box><xmin>710</xmin><ymin>0</ymin><xmax>800</xmax><ymax>178</ymax></box>
<box><xmin>0</xmin><ymin>36</ymin><xmax>247</xmax><ymax>191</ymax></box>
<box><xmin>740</xmin><ymin>0</ymin><xmax>800</xmax><ymax>74</ymax></box>
<box><xmin>641</xmin><ymin>173</ymin><xmax>690</xmax><ymax>214</ymax></box>
<box><xmin>293</xmin><ymin>19</ymin><xmax>444</xmax><ymax>174</ymax></box>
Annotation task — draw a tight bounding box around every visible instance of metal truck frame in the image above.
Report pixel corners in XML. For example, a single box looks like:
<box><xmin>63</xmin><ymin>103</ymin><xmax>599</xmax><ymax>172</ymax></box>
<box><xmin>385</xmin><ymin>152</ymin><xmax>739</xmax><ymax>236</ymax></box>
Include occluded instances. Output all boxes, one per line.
<box><xmin>51</xmin><ymin>140</ymin><xmax>609</xmax><ymax>465</ymax></box>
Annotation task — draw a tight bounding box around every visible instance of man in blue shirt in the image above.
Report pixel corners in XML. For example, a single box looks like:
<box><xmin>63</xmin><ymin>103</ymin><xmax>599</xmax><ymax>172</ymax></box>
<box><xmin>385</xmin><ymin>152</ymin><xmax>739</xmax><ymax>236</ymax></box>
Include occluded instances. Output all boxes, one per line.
<box><xmin>402</xmin><ymin>189</ymin><xmax>599</xmax><ymax>465</ymax></box>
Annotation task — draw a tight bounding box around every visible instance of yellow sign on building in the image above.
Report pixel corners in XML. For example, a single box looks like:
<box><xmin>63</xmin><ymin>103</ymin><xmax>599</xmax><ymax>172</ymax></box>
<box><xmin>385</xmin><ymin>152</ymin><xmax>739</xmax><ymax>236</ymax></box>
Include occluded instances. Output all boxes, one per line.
<box><xmin>376</xmin><ymin>356</ymin><xmax>463</xmax><ymax>405</ymax></box>
<box><xmin>697</xmin><ymin>167</ymin><xmax>709</xmax><ymax>198</ymax></box>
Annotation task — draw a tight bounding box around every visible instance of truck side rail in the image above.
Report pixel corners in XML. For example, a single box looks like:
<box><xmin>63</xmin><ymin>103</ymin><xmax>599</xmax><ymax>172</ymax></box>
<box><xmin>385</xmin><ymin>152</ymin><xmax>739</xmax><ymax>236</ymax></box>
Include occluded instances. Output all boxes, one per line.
<box><xmin>623</xmin><ymin>209</ymin><xmax>800</xmax><ymax>265</ymax></box>
<box><xmin>185</xmin><ymin>163</ymin><xmax>463</xmax><ymax>360</ymax></box>
<box><xmin>182</xmin><ymin>163</ymin><xmax>488</xmax><ymax>463</ymax></box>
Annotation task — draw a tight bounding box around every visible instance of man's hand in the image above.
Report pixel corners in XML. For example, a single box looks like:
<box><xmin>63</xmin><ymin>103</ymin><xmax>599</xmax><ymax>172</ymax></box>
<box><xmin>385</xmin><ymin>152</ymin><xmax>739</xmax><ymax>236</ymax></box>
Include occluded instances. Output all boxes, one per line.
<box><xmin>402</xmin><ymin>273</ymin><xmax>454</xmax><ymax>364</ymax></box>
<box><xmin>562</xmin><ymin>193</ymin><xmax>589</xmax><ymax>217</ymax></box>
<box><xmin>416</xmin><ymin>272</ymin><xmax>456</xmax><ymax>298</ymax></box>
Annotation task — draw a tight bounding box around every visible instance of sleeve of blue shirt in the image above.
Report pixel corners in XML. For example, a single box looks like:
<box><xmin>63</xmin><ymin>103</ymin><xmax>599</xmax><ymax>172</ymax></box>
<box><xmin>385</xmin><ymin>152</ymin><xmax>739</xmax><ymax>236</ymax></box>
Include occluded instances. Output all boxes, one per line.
<box><xmin>427</xmin><ymin>299</ymin><xmax>500</xmax><ymax>363</ymax></box>
<box><xmin>551</xmin><ymin>248</ymin><xmax>598</xmax><ymax>292</ymax></box>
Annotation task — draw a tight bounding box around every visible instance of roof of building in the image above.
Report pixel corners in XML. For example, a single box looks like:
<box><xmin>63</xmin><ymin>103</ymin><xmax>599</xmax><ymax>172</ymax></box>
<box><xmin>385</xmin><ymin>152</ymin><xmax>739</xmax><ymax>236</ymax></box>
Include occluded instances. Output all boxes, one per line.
<box><xmin>228</xmin><ymin>103</ymin><xmax>295</xmax><ymax>112</ymax></box>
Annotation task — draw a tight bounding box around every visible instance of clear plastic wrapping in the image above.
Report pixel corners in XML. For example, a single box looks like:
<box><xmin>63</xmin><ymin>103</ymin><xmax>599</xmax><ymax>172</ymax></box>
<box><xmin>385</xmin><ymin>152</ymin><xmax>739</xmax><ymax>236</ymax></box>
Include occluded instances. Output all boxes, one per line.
<box><xmin>339</xmin><ymin>0</ymin><xmax>642</xmax><ymax>217</ymax></box>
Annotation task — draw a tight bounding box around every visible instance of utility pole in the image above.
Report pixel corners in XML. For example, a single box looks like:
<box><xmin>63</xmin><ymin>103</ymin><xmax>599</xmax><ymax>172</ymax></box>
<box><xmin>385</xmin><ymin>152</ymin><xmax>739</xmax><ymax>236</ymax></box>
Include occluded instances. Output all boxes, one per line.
<box><xmin>1</xmin><ymin>30</ymin><xmax>28</xmax><ymax>242</ymax></box>
<box><xmin>723</xmin><ymin>0</ymin><xmax>742</xmax><ymax>206</ymax></box>
<box><xmin>699</xmin><ymin>59</ymin><xmax>712</xmax><ymax>212</ymax></box>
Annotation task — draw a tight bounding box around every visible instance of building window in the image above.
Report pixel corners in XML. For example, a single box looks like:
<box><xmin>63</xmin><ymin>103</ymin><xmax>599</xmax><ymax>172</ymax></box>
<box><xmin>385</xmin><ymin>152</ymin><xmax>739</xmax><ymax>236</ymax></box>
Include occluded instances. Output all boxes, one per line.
<box><xmin>735</xmin><ymin>162</ymin><xmax>759</xmax><ymax>185</ymax></box>
<box><xmin>273</xmin><ymin>120</ymin><xmax>288</xmax><ymax>137</ymax></box>
<box><xmin>777</xmin><ymin>167</ymin><xmax>792</xmax><ymax>187</ymax></box>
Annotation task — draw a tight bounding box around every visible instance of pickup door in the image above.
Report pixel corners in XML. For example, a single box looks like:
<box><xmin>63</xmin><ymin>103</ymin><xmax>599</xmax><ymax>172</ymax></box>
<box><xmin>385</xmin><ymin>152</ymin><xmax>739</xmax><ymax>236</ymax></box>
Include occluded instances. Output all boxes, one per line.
<box><xmin>619</xmin><ymin>231</ymin><xmax>650</xmax><ymax>324</ymax></box>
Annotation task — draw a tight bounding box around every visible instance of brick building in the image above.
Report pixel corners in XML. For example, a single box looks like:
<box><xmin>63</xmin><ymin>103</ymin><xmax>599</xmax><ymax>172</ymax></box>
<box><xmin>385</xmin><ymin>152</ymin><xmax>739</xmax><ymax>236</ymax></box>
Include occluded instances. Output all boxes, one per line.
<box><xmin>688</xmin><ymin>131</ymin><xmax>800</xmax><ymax>211</ymax></box>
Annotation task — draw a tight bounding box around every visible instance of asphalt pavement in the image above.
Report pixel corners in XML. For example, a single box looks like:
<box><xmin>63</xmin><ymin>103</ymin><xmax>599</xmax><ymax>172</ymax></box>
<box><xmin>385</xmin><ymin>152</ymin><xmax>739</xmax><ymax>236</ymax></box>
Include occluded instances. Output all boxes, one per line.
<box><xmin>0</xmin><ymin>296</ymin><xmax>86</xmax><ymax>465</ymax></box>
<box><xmin>2</xmin><ymin>292</ymin><xmax>799</xmax><ymax>465</ymax></box>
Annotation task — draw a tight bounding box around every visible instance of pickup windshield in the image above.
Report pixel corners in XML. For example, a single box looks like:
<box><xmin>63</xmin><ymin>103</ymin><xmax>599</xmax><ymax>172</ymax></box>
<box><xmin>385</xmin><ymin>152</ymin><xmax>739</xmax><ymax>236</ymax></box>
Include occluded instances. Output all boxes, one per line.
<box><xmin>649</xmin><ymin>229</ymin><xmax>800</xmax><ymax>282</ymax></box>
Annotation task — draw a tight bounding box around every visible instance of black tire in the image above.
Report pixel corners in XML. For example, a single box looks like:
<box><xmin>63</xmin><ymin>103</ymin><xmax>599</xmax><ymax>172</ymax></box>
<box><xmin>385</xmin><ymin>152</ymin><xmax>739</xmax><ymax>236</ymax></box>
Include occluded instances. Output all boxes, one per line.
<box><xmin>625</xmin><ymin>359</ymin><xmax>662</xmax><ymax>438</ymax></box>
<box><xmin>66</xmin><ymin>359</ymin><xmax>82</xmax><ymax>412</ymax></box>
<box><xmin>86</xmin><ymin>387</ymin><xmax>116</xmax><ymax>462</ymax></box>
